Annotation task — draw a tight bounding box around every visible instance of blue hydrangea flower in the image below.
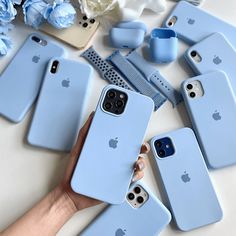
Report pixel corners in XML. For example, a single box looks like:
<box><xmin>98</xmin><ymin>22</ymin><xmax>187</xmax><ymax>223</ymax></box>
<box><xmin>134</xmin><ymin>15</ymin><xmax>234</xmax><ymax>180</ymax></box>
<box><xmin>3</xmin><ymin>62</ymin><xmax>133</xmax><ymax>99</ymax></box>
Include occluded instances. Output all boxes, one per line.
<box><xmin>0</xmin><ymin>0</ymin><xmax>17</xmax><ymax>25</ymax></box>
<box><xmin>22</xmin><ymin>0</ymin><xmax>51</xmax><ymax>28</ymax></box>
<box><xmin>0</xmin><ymin>34</ymin><xmax>12</xmax><ymax>56</ymax></box>
<box><xmin>47</xmin><ymin>1</ymin><xmax>76</xmax><ymax>29</ymax></box>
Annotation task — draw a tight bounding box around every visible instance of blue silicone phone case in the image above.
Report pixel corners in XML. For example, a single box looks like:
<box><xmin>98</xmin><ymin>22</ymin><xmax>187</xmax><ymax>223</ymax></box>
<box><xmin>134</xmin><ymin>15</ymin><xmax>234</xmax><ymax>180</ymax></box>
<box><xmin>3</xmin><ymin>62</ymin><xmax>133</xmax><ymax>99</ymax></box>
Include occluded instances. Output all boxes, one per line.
<box><xmin>163</xmin><ymin>1</ymin><xmax>236</xmax><ymax>46</ymax></box>
<box><xmin>80</xmin><ymin>182</ymin><xmax>171</xmax><ymax>236</ymax></box>
<box><xmin>150</xmin><ymin>128</ymin><xmax>222</xmax><ymax>231</ymax></box>
<box><xmin>0</xmin><ymin>33</ymin><xmax>64</xmax><ymax>123</ymax></box>
<box><xmin>181</xmin><ymin>71</ymin><xmax>236</xmax><ymax>168</ymax></box>
<box><xmin>71</xmin><ymin>85</ymin><xmax>154</xmax><ymax>204</ymax></box>
<box><xmin>185</xmin><ymin>33</ymin><xmax>236</xmax><ymax>94</ymax></box>
<box><xmin>28</xmin><ymin>58</ymin><xmax>93</xmax><ymax>152</ymax></box>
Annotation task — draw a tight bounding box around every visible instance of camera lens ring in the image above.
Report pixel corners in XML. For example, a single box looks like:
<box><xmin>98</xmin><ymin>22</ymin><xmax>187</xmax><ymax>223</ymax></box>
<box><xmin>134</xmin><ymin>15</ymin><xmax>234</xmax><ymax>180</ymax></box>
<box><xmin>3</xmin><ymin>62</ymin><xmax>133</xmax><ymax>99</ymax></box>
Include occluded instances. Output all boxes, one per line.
<box><xmin>187</xmin><ymin>84</ymin><xmax>193</xmax><ymax>90</ymax></box>
<box><xmin>128</xmin><ymin>193</ymin><xmax>135</xmax><ymax>200</ymax></box>
<box><xmin>190</xmin><ymin>92</ymin><xmax>196</xmax><ymax>98</ymax></box>
<box><xmin>134</xmin><ymin>187</ymin><xmax>141</xmax><ymax>194</ymax></box>
<box><xmin>116</xmin><ymin>100</ymin><xmax>124</xmax><ymax>108</ymax></box>
<box><xmin>137</xmin><ymin>196</ymin><xmax>144</xmax><ymax>204</ymax></box>
<box><xmin>190</xmin><ymin>51</ymin><xmax>197</xmax><ymax>58</ymax></box>
<box><xmin>158</xmin><ymin>149</ymin><xmax>166</xmax><ymax>158</ymax></box>
<box><xmin>156</xmin><ymin>141</ymin><xmax>162</xmax><ymax>148</ymax></box>
<box><xmin>107</xmin><ymin>90</ymin><xmax>116</xmax><ymax>99</ymax></box>
<box><xmin>104</xmin><ymin>102</ymin><xmax>112</xmax><ymax>110</ymax></box>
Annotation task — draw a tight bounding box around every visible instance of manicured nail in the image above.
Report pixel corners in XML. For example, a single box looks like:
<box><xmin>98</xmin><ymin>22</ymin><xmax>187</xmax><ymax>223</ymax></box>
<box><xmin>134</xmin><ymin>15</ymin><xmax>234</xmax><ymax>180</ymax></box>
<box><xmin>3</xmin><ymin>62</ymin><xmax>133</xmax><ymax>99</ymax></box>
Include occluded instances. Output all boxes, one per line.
<box><xmin>132</xmin><ymin>174</ymin><xmax>139</xmax><ymax>182</ymax></box>
<box><xmin>137</xmin><ymin>162</ymin><xmax>144</xmax><ymax>171</ymax></box>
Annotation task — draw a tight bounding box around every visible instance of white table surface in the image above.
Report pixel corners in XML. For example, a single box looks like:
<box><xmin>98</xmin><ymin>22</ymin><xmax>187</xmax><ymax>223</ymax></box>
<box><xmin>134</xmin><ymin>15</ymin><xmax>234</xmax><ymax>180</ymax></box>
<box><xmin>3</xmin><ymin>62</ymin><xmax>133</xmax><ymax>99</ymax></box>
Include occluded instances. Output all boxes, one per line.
<box><xmin>1</xmin><ymin>1</ymin><xmax>236</xmax><ymax>235</ymax></box>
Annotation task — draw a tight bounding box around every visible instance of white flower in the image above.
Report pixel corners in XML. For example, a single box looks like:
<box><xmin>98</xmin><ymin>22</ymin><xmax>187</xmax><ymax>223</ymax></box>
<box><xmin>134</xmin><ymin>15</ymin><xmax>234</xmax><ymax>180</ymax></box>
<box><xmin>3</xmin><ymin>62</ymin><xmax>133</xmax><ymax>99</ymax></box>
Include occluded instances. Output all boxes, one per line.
<box><xmin>79</xmin><ymin>0</ymin><xmax>117</xmax><ymax>18</ymax></box>
<box><xmin>79</xmin><ymin>0</ymin><xmax>166</xmax><ymax>21</ymax></box>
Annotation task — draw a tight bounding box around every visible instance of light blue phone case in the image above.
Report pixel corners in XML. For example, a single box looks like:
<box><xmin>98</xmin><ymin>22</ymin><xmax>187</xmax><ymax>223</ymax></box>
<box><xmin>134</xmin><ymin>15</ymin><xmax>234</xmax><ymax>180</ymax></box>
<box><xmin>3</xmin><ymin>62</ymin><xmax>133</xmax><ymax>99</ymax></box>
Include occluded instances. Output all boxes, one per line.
<box><xmin>185</xmin><ymin>33</ymin><xmax>236</xmax><ymax>94</ymax></box>
<box><xmin>150</xmin><ymin>128</ymin><xmax>222</xmax><ymax>231</ymax></box>
<box><xmin>0</xmin><ymin>33</ymin><xmax>64</xmax><ymax>123</ymax></box>
<box><xmin>80</xmin><ymin>182</ymin><xmax>171</xmax><ymax>236</ymax></box>
<box><xmin>163</xmin><ymin>1</ymin><xmax>236</xmax><ymax>46</ymax></box>
<box><xmin>181</xmin><ymin>71</ymin><xmax>236</xmax><ymax>168</ymax></box>
<box><xmin>28</xmin><ymin>58</ymin><xmax>93</xmax><ymax>152</ymax></box>
<box><xmin>71</xmin><ymin>85</ymin><xmax>154</xmax><ymax>204</ymax></box>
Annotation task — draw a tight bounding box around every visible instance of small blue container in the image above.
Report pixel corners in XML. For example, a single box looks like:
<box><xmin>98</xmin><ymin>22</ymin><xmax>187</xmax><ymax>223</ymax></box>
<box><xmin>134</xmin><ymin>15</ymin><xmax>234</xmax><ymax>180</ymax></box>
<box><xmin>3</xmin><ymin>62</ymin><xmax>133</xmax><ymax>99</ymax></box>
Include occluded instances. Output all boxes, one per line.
<box><xmin>109</xmin><ymin>21</ymin><xmax>147</xmax><ymax>49</ymax></box>
<box><xmin>150</xmin><ymin>28</ymin><xmax>178</xmax><ymax>63</ymax></box>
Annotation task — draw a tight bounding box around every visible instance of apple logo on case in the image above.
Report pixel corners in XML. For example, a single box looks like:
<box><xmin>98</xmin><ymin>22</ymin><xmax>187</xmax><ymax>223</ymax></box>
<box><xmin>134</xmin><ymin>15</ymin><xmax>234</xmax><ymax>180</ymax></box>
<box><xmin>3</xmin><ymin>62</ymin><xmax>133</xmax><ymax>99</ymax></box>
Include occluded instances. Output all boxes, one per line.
<box><xmin>32</xmin><ymin>55</ymin><xmax>40</xmax><ymax>63</ymax></box>
<box><xmin>187</xmin><ymin>18</ymin><xmax>195</xmax><ymax>25</ymax></box>
<box><xmin>115</xmin><ymin>229</ymin><xmax>126</xmax><ymax>236</ymax></box>
<box><xmin>212</xmin><ymin>110</ymin><xmax>221</xmax><ymax>121</ymax></box>
<box><xmin>109</xmin><ymin>137</ymin><xmax>118</xmax><ymax>149</ymax></box>
<box><xmin>62</xmin><ymin>78</ymin><xmax>70</xmax><ymax>88</ymax></box>
<box><xmin>213</xmin><ymin>55</ymin><xmax>222</xmax><ymax>65</ymax></box>
<box><xmin>181</xmin><ymin>171</ymin><xmax>191</xmax><ymax>183</ymax></box>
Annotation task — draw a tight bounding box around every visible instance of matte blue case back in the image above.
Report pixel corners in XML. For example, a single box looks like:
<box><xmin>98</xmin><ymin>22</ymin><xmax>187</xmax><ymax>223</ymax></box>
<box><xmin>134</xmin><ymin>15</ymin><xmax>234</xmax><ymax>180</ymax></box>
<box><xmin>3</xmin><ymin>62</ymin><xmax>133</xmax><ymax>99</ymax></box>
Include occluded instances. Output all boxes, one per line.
<box><xmin>71</xmin><ymin>85</ymin><xmax>154</xmax><ymax>204</ymax></box>
<box><xmin>163</xmin><ymin>1</ymin><xmax>236</xmax><ymax>45</ymax></box>
<box><xmin>185</xmin><ymin>33</ymin><xmax>236</xmax><ymax>95</ymax></box>
<box><xmin>0</xmin><ymin>33</ymin><xmax>64</xmax><ymax>123</ymax></box>
<box><xmin>80</xmin><ymin>182</ymin><xmax>171</xmax><ymax>236</ymax></box>
<box><xmin>151</xmin><ymin>128</ymin><xmax>222</xmax><ymax>231</ymax></box>
<box><xmin>28</xmin><ymin>58</ymin><xmax>93</xmax><ymax>152</ymax></box>
<box><xmin>181</xmin><ymin>72</ymin><xmax>236</xmax><ymax>168</ymax></box>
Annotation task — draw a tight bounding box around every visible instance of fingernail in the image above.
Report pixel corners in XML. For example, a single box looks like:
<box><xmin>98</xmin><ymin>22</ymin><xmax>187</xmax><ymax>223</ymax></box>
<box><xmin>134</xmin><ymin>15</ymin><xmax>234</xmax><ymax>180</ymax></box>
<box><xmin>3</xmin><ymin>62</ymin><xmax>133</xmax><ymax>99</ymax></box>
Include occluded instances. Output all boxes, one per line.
<box><xmin>144</xmin><ymin>142</ymin><xmax>150</xmax><ymax>152</ymax></box>
<box><xmin>137</xmin><ymin>162</ymin><xmax>144</xmax><ymax>171</ymax></box>
<box><xmin>132</xmin><ymin>174</ymin><xmax>138</xmax><ymax>182</ymax></box>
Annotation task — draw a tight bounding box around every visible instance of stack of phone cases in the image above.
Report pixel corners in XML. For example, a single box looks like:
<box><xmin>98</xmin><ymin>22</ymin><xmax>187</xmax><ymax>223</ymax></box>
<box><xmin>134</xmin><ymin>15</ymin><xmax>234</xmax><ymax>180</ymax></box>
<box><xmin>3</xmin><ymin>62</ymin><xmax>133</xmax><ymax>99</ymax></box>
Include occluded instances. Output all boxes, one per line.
<box><xmin>81</xmin><ymin>182</ymin><xmax>171</xmax><ymax>236</ymax></box>
<box><xmin>71</xmin><ymin>85</ymin><xmax>154</xmax><ymax>204</ymax></box>
<box><xmin>0</xmin><ymin>33</ymin><xmax>64</xmax><ymax>123</ymax></box>
<box><xmin>151</xmin><ymin>128</ymin><xmax>222</xmax><ymax>231</ymax></box>
<box><xmin>28</xmin><ymin>58</ymin><xmax>93</xmax><ymax>152</ymax></box>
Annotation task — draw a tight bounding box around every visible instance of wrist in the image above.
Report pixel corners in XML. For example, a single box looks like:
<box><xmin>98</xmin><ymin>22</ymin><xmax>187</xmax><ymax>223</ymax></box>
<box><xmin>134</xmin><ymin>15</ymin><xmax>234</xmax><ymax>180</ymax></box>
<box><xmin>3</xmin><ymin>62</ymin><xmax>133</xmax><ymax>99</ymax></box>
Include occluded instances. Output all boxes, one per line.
<box><xmin>40</xmin><ymin>186</ymin><xmax>78</xmax><ymax>235</ymax></box>
<box><xmin>51</xmin><ymin>186</ymin><xmax>78</xmax><ymax>217</ymax></box>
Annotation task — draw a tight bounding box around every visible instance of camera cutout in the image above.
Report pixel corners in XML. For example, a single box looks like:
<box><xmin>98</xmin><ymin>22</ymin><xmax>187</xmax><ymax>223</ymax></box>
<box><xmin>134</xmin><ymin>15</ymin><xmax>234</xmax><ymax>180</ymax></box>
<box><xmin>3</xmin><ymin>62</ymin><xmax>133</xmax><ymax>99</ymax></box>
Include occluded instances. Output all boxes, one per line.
<box><xmin>185</xmin><ymin>80</ymin><xmax>204</xmax><ymax>99</ymax></box>
<box><xmin>31</xmin><ymin>36</ymin><xmax>47</xmax><ymax>46</ymax></box>
<box><xmin>190</xmin><ymin>50</ymin><xmax>202</xmax><ymax>63</ymax></box>
<box><xmin>167</xmin><ymin>16</ymin><xmax>177</xmax><ymax>27</ymax></box>
<box><xmin>154</xmin><ymin>137</ymin><xmax>175</xmax><ymax>158</ymax></box>
<box><xmin>102</xmin><ymin>89</ymin><xmax>128</xmax><ymax>115</ymax></box>
<box><xmin>127</xmin><ymin>185</ymin><xmax>148</xmax><ymax>209</ymax></box>
<box><xmin>50</xmin><ymin>60</ymin><xmax>59</xmax><ymax>74</ymax></box>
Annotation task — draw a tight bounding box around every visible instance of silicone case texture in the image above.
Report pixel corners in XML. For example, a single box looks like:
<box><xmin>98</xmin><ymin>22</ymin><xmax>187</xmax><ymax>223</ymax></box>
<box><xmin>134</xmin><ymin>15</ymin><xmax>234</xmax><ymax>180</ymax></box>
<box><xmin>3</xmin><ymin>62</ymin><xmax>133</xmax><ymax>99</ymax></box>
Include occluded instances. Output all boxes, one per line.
<box><xmin>71</xmin><ymin>85</ymin><xmax>154</xmax><ymax>204</ymax></box>
<box><xmin>151</xmin><ymin>128</ymin><xmax>222</xmax><ymax>231</ymax></box>
<box><xmin>80</xmin><ymin>182</ymin><xmax>171</xmax><ymax>236</ymax></box>
<box><xmin>28</xmin><ymin>58</ymin><xmax>93</xmax><ymax>152</ymax></box>
<box><xmin>182</xmin><ymin>71</ymin><xmax>236</xmax><ymax>168</ymax></box>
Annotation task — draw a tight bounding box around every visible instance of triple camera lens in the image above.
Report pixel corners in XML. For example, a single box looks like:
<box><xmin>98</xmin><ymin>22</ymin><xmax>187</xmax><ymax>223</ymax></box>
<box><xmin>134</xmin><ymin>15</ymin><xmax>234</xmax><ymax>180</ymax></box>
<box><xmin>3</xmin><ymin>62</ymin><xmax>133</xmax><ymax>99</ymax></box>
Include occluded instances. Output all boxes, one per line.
<box><xmin>103</xmin><ymin>89</ymin><xmax>127</xmax><ymax>115</ymax></box>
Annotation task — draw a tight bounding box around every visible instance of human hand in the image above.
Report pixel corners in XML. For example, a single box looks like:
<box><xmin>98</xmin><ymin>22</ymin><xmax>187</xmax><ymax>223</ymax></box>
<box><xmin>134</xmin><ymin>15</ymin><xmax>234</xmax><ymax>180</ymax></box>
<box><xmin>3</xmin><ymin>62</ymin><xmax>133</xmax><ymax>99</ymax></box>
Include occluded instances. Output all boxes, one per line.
<box><xmin>58</xmin><ymin>112</ymin><xmax>150</xmax><ymax>211</ymax></box>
